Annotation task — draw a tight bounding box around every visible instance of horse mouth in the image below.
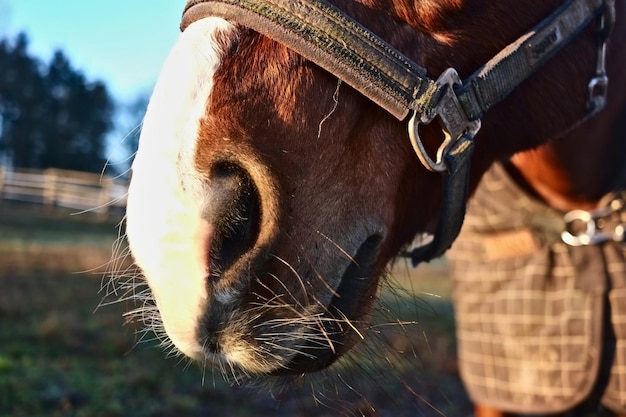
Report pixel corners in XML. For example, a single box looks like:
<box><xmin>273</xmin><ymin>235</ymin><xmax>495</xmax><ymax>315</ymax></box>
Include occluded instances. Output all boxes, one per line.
<box><xmin>195</xmin><ymin>228</ymin><xmax>384</xmax><ymax>377</ymax></box>
<box><xmin>269</xmin><ymin>234</ymin><xmax>384</xmax><ymax>375</ymax></box>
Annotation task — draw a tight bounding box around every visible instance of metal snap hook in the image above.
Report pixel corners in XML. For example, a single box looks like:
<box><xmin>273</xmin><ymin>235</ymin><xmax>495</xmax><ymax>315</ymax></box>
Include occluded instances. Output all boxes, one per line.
<box><xmin>588</xmin><ymin>73</ymin><xmax>608</xmax><ymax>113</ymax></box>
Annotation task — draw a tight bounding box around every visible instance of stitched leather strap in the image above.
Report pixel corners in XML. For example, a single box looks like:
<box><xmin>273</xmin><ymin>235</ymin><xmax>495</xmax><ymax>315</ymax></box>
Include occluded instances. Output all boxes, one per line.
<box><xmin>181</xmin><ymin>0</ymin><xmax>441</xmax><ymax>121</ymax></box>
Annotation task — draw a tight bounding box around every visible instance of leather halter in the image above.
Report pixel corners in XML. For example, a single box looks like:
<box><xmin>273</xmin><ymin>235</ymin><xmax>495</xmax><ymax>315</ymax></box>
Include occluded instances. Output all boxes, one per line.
<box><xmin>181</xmin><ymin>0</ymin><xmax>616</xmax><ymax>265</ymax></box>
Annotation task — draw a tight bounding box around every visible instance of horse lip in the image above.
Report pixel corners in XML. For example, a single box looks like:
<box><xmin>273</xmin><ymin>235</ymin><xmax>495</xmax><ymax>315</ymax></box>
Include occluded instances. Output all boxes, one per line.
<box><xmin>271</xmin><ymin>234</ymin><xmax>383</xmax><ymax>374</ymax></box>
<box><xmin>329</xmin><ymin>234</ymin><xmax>383</xmax><ymax>323</ymax></box>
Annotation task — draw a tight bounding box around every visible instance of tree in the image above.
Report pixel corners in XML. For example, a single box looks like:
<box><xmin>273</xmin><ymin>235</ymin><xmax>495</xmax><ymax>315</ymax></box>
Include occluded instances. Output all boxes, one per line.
<box><xmin>0</xmin><ymin>33</ymin><xmax>47</xmax><ymax>168</ymax></box>
<box><xmin>0</xmin><ymin>32</ymin><xmax>115</xmax><ymax>173</ymax></box>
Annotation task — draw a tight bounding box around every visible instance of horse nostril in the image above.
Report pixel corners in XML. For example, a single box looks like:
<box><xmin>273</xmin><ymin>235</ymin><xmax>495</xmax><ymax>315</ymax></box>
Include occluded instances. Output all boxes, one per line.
<box><xmin>205</xmin><ymin>161</ymin><xmax>261</xmax><ymax>275</ymax></box>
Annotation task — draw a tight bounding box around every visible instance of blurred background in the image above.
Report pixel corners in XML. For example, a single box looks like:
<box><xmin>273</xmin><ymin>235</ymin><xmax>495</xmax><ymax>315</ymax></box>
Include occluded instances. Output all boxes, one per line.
<box><xmin>0</xmin><ymin>1</ymin><xmax>470</xmax><ymax>415</ymax></box>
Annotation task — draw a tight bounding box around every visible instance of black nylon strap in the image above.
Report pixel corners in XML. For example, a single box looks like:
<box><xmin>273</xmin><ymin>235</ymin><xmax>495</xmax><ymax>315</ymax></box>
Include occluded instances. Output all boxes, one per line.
<box><xmin>406</xmin><ymin>135</ymin><xmax>475</xmax><ymax>264</ymax></box>
<box><xmin>457</xmin><ymin>0</ymin><xmax>608</xmax><ymax>120</ymax></box>
<box><xmin>181</xmin><ymin>0</ymin><xmax>440</xmax><ymax>121</ymax></box>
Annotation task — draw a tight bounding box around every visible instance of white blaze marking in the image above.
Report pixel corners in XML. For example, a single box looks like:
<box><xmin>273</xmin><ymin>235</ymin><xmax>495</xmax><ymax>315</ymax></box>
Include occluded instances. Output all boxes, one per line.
<box><xmin>126</xmin><ymin>18</ymin><xmax>234</xmax><ymax>359</ymax></box>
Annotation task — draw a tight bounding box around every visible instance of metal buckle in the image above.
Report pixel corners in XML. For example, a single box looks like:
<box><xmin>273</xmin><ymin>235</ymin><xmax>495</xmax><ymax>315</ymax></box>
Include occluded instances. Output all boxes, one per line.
<box><xmin>561</xmin><ymin>195</ymin><xmax>625</xmax><ymax>246</ymax></box>
<box><xmin>408</xmin><ymin>68</ymin><xmax>481</xmax><ymax>172</ymax></box>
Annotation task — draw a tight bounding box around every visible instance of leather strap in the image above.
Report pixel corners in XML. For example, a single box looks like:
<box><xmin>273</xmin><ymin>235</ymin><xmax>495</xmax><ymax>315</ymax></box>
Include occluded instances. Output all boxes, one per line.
<box><xmin>181</xmin><ymin>0</ymin><xmax>441</xmax><ymax>121</ymax></box>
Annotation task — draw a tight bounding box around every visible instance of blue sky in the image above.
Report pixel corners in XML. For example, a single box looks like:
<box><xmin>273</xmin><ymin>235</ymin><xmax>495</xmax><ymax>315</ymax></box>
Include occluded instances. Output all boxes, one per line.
<box><xmin>2</xmin><ymin>0</ymin><xmax>187</xmax><ymax>100</ymax></box>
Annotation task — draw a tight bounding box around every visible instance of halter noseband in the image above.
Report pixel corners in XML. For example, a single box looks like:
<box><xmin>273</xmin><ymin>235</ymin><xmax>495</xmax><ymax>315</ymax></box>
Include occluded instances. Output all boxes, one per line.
<box><xmin>180</xmin><ymin>0</ymin><xmax>616</xmax><ymax>265</ymax></box>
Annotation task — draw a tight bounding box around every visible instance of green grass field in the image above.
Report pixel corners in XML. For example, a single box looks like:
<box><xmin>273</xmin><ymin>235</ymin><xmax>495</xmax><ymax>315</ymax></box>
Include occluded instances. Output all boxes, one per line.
<box><xmin>0</xmin><ymin>203</ymin><xmax>472</xmax><ymax>417</ymax></box>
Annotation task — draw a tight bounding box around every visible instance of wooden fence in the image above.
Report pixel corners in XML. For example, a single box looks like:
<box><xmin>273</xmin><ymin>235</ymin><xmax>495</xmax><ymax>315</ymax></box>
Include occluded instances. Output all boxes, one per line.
<box><xmin>0</xmin><ymin>166</ymin><xmax>128</xmax><ymax>215</ymax></box>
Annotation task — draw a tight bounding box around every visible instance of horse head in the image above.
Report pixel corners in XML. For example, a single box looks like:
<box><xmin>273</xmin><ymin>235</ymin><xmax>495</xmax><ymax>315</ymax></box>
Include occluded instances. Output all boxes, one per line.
<box><xmin>125</xmin><ymin>0</ymin><xmax>625</xmax><ymax>378</ymax></box>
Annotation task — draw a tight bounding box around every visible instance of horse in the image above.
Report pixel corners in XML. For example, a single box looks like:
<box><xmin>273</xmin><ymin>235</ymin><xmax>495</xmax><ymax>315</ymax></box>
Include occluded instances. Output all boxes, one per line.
<box><xmin>123</xmin><ymin>0</ymin><xmax>626</xmax><ymax>415</ymax></box>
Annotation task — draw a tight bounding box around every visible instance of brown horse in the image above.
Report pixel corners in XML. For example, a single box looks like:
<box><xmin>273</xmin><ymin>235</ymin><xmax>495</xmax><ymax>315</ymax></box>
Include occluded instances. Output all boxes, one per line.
<box><xmin>123</xmin><ymin>0</ymin><xmax>625</xmax><ymax>415</ymax></box>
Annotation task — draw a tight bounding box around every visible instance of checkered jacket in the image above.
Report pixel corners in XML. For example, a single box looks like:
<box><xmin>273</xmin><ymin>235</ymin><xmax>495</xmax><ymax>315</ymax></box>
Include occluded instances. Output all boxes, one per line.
<box><xmin>448</xmin><ymin>162</ymin><xmax>626</xmax><ymax>414</ymax></box>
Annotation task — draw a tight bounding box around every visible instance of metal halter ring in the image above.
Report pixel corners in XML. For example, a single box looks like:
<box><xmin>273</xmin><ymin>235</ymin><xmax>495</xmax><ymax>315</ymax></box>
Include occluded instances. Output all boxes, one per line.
<box><xmin>561</xmin><ymin>195</ymin><xmax>625</xmax><ymax>246</ymax></box>
<box><xmin>408</xmin><ymin>68</ymin><xmax>481</xmax><ymax>172</ymax></box>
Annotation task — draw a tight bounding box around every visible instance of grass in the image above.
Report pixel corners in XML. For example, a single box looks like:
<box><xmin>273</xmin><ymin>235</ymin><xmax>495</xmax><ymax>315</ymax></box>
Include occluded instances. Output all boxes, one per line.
<box><xmin>0</xmin><ymin>202</ymin><xmax>120</xmax><ymax>275</ymax></box>
<box><xmin>0</xmin><ymin>203</ymin><xmax>472</xmax><ymax>417</ymax></box>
